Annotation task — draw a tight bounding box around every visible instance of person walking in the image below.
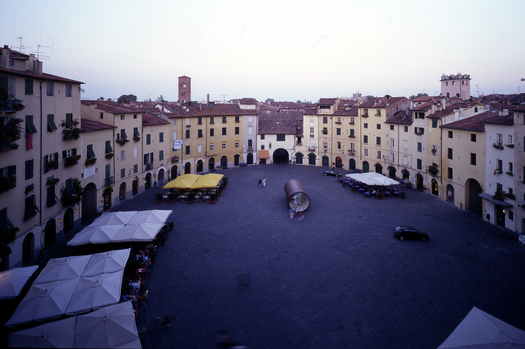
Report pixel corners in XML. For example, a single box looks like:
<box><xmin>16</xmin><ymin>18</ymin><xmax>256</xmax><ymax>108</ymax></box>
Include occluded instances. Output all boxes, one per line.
<box><xmin>262</xmin><ymin>178</ymin><xmax>267</xmax><ymax>187</ymax></box>
<box><xmin>258</xmin><ymin>178</ymin><xmax>262</xmax><ymax>187</ymax></box>
<box><xmin>289</xmin><ymin>208</ymin><xmax>295</xmax><ymax>220</ymax></box>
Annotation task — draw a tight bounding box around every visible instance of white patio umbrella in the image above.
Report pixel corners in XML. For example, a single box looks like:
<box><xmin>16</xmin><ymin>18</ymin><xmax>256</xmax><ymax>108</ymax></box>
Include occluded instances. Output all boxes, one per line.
<box><xmin>34</xmin><ymin>255</ymin><xmax>90</xmax><ymax>284</ymax></box>
<box><xmin>67</xmin><ymin>225</ymin><xmax>123</xmax><ymax>246</ymax></box>
<box><xmin>5</xmin><ymin>278</ymin><xmax>80</xmax><ymax>327</ymax></box>
<box><xmin>127</xmin><ymin>210</ymin><xmax>172</xmax><ymax>224</ymax></box>
<box><xmin>346</xmin><ymin>172</ymin><xmax>399</xmax><ymax>186</ymax></box>
<box><xmin>91</xmin><ymin>211</ymin><xmax>136</xmax><ymax>226</ymax></box>
<box><xmin>65</xmin><ymin>271</ymin><xmax>123</xmax><ymax>316</ymax></box>
<box><xmin>82</xmin><ymin>248</ymin><xmax>131</xmax><ymax>277</ymax></box>
<box><xmin>8</xmin><ymin>315</ymin><xmax>76</xmax><ymax>348</ymax></box>
<box><xmin>0</xmin><ymin>265</ymin><xmax>38</xmax><ymax>300</ymax></box>
<box><xmin>438</xmin><ymin>306</ymin><xmax>525</xmax><ymax>348</ymax></box>
<box><xmin>75</xmin><ymin>301</ymin><xmax>141</xmax><ymax>348</ymax></box>
<box><xmin>113</xmin><ymin>223</ymin><xmax>165</xmax><ymax>242</ymax></box>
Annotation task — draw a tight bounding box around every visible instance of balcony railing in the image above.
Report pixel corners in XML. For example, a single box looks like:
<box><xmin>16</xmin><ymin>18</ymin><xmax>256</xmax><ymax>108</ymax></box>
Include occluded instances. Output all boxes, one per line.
<box><xmin>0</xmin><ymin>176</ymin><xmax>16</xmax><ymax>193</ymax></box>
<box><xmin>145</xmin><ymin>163</ymin><xmax>153</xmax><ymax>170</ymax></box>
<box><xmin>348</xmin><ymin>150</ymin><xmax>355</xmax><ymax>156</ymax></box>
<box><xmin>308</xmin><ymin>146</ymin><xmax>316</xmax><ymax>151</ymax></box>
<box><xmin>493</xmin><ymin>143</ymin><xmax>504</xmax><ymax>150</ymax></box>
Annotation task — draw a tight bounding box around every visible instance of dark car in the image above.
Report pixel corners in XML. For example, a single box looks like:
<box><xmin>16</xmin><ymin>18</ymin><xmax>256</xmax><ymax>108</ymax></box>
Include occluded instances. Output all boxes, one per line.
<box><xmin>323</xmin><ymin>169</ymin><xmax>339</xmax><ymax>176</ymax></box>
<box><xmin>393</xmin><ymin>226</ymin><xmax>429</xmax><ymax>241</ymax></box>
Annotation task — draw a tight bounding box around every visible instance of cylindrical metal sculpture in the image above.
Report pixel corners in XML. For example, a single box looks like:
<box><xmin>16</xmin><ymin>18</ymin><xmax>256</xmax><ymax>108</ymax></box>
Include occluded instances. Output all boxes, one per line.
<box><xmin>284</xmin><ymin>179</ymin><xmax>310</xmax><ymax>212</ymax></box>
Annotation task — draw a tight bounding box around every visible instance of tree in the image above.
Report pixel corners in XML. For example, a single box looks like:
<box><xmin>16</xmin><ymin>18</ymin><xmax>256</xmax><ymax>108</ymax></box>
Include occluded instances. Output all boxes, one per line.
<box><xmin>409</xmin><ymin>93</ymin><xmax>429</xmax><ymax>99</ymax></box>
<box><xmin>117</xmin><ymin>94</ymin><xmax>137</xmax><ymax>104</ymax></box>
<box><xmin>156</xmin><ymin>95</ymin><xmax>167</xmax><ymax>102</ymax></box>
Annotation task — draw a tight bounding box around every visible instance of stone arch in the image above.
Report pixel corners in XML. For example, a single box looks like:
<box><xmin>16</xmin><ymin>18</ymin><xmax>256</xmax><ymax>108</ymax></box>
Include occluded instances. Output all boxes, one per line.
<box><xmin>22</xmin><ymin>233</ymin><xmax>34</xmax><ymax>266</ymax></box>
<box><xmin>119</xmin><ymin>182</ymin><xmax>126</xmax><ymax>201</ymax></box>
<box><xmin>82</xmin><ymin>182</ymin><xmax>97</xmax><ymax>221</ymax></box>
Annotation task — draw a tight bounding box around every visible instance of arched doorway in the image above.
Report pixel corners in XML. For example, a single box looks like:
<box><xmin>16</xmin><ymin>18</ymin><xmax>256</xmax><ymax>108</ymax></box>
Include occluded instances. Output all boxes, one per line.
<box><xmin>295</xmin><ymin>152</ymin><xmax>303</xmax><ymax>165</ymax></box>
<box><xmin>119</xmin><ymin>182</ymin><xmax>126</xmax><ymax>201</ymax></box>
<box><xmin>234</xmin><ymin>155</ymin><xmax>240</xmax><ymax>166</ymax></box>
<box><xmin>466</xmin><ymin>179</ymin><xmax>482</xmax><ymax>214</ymax></box>
<box><xmin>196</xmin><ymin>160</ymin><xmax>203</xmax><ymax>173</ymax></box>
<box><xmin>22</xmin><ymin>233</ymin><xmax>34</xmax><ymax>266</ymax></box>
<box><xmin>308</xmin><ymin>153</ymin><xmax>316</xmax><ymax>165</ymax></box>
<box><xmin>431</xmin><ymin>178</ymin><xmax>439</xmax><ymax>196</ymax></box>
<box><xmin>375</xmin><ymin>163</ymin><xmax>383</xmax><ymax>174</ymax></box>
<box><xmin>184</xmin><ymin>162</ymin><xmax>191</xmax><ymax>174</ymax></box>
<box><xmin>388</xmin><ymin>166</ymin><xmax>396</xmax><ymax>179</ymax></box>
<box><xmin>273</xmin><ymin>148</ymin><xmax>289</xmax><ymax>163</ymax></box>
<box><xmin>362</xmin><ymin>161</ymin><xmax>369</xmax><ymax>173</ymax></box>
<box><xmin>82</xmin><ymin>182</ymin><xmax>97</xmax><ymax>222</ymax></box>
<box><xmin>132</xmin><ymin>177</ymin><xmax>139</xmax><ymax>195</ymax></box>
<box><xmin>44</xmin><ymin>219</ymin><xmax>56</xmax><ymax>248</ymax></box>
<box><xmin>495</xmin><ymin>206</ymin><xmax>505</xmax><ymax>227</ymax></box>
<box><xmin>170</xmin><ymin>165</ymin><xmax>178</xmax><ymax>180</ymax></box>
<box><xmin>322</xmin><ymin>155</ymin><xmax>329</xmax><ymax>167</ymax></box>
<box><xmin>247</xmin><ymin>153</ymin><xmax>253</xmax><ymax>165</ymax></box>
<box><xmin>158</xmin><ymin>169</ymin><xmax>165</xmax><ymax>184</ymax></box>
<box><xmin>0</xmin><ymin>246</ymin><xmax>11</xmax><ymax>271</ymax></box>
<box><xmin>209</xmin><ymin>158</ymin><xmax>215</xmax><ymax>170</ymax></box>
<box><xmin>220</xmin><ymin>156</ymin><xmax>228</xmax><ymax>168</ymax></box>
<box><xmin>402</xmin><ymin>169</ymin><xmax>410</xmax><ymax>181</ymax></box>
<box><xmin>144</xmin><ymin>173</ymin><xmax>152</xmax><ymax>189</ymax></box>
<box><xmin>103</xmin><ymin>186</ymin><xmax>113</xmax><ymax>210</ymax></box>
<box><xmin>349</xmin><ymin>158</ymin><xmax>356</xmax><ymax>170</ymax></box>
<box><xmin>335</xmin><ymin>157</ymin><xmax>342</xmax><ymax>168</ymax></box>
<box><xmin>63</xmin><ymin>207</ymin><xmax>74</xmax><ymax>234</ymax></box>
<box><xmin>416</xmin><ymin>174</ymin><xmax>423</xmax><ymax>189</ymax></box>
<box><xmin>446</xmin><ymin>184</ymin><xmax>455</xmax><ymax>204</ymax></box>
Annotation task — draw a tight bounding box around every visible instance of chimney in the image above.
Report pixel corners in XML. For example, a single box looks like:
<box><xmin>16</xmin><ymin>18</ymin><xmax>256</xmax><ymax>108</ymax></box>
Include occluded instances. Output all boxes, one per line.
<box><xmin>207</xmin><ymin>94</ymin><xmax>210</xmax><ymax>103</ymax></box>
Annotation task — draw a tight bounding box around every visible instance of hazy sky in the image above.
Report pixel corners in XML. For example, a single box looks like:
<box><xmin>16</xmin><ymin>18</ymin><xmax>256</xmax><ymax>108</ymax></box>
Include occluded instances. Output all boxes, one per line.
<box><xmin>2</xmin><ymin>0</ymin><xmax>524</xmax><ymax>103</ymax></box>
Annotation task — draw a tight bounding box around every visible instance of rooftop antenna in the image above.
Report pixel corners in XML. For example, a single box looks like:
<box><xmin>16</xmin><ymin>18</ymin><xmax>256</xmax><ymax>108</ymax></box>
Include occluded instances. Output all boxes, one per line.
<box><xmin>36</xmin><ymin>45</ymin><xmax>51</xmax><ymax>60</ymax></box>
<box><xmin>16</xmin><ymin>37</ymin><xmax>30</xmax><ymax>53</ymax></box>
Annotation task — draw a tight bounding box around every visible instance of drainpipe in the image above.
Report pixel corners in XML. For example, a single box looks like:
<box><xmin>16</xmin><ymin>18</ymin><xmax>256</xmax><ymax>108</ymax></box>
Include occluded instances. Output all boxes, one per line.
<box><xmin>38</xmin><ymin>81</ymin><xmax>44</xmax><ymax>226</ymax></box>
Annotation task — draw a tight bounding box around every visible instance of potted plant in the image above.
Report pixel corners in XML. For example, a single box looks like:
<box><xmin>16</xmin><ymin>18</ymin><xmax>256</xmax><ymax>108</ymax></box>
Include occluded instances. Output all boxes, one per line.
<box><xmin>208</xmin><ymin>193</ymin><xmax>216</xmax><ymax>204</ymax></box>
<box><xmin>85</xmin><ymin>157</ymin><xmax>97</xmax><ymax>166</ymax></box>
<box><xmin>155</xmin><ymin>193</ymin><xmax>164</xmax><ymax>203</ymax></box>
<box><xmin>46</xmin><ymin>177</ymin><xmax>60</xmax><ymax>186</ymax></box>
<box><xmin>377</xmin><ymin>191</ymin><xmax>383</xmax><ymax>200</ymax></box>
<box><xmin>187</xmin><ymin>192</ymin><xmax>196</xmax><ymax>204</ymax></box>
<box><xmin>105</xmin><ymin>152</ymin><xmax>114</xmax><ymax>159</ymax></box>
<box><xmin>399</xmin><ymin>191</ymin><xmax>406</xmax><ymax>199</ymax></box>
<box><xmin>25</xmin><ymin>183</ymin><xmax>35</xmax><ymax>195</ymax></box>
<box><xmin>223</xmin><ymin>177</ymin><xmax>229</xmax><ymax>189</ymax></box>
<box><xmin>168</xmin><ymin>192</ymin><xmax>177</xmax><ymax>203</ymax></box>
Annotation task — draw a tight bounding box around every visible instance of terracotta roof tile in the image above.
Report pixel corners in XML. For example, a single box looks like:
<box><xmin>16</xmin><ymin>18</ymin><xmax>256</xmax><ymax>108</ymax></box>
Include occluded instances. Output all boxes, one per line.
<box><xmin>385</xmin><ymin>110</ymin><xmax>412</xmax><ymax>125</ymax></box>
<box><xmin>0</xmin><ymin>66</ymin><xmax>84</xmax><ymax>84</ymax></box>
<box><xmin>80</xmin><ymin>118</ymin><xmax>115</xmax><ymax>132</ymax></box>
<box><xmin>81</xmin><ymin>100</ymin><xmax>139</xmax><ymax>114</ymax></box>
<box><xmin>441</xmin><ymin>110</ymin><xmax>513</xmax><ymax>131</ymax></box>
<box><xmin>142</xmin><ymin>113</ymin><xmax>169</xmax><ymax>126</ymax></box>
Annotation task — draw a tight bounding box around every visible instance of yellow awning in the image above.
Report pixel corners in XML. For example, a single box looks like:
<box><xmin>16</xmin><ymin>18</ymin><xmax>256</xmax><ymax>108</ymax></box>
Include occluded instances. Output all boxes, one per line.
<box><xmin>258</xmin><ymin>150</ymin><xmax>270</xmax><ymax>159</ymax></box>
<box><xmin>163</xmin><ymin>174</ymin><xmax>201</xmax><ymax>189</ymax></box>
<box><xmin>191</xmin><ymin>174</ymin><xmax>224</xmax><ymax>189</ymax></box>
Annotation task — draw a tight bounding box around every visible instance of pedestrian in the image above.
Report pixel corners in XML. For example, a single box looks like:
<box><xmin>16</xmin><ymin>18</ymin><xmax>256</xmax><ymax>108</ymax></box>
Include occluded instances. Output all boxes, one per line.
<box><xmin>258</xmin><ymin>178</ymin><xmax>262</xmax><ymax>187</ymax></box>
<box><xmin>289</xmin><ymin>208</ymin><xmax>295</xmax><ymax>220</ymax></box>
<box><xmin>262</xmin><ymin>178</ymin><xmax>266</xmax><ymax>187</ymax></box>
<box><xmin>298</xmin><ymin>212</ymin><xmax>305</xmax><ymax>222</ymax></box>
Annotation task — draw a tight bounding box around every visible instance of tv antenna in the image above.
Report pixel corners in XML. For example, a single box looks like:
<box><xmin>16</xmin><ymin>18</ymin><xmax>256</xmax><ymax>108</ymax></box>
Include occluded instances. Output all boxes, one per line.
<box><xmin>16</xmin><ymin>37</ymin><xmax>30</xmax><ymax>53</ymax></box>
<box><xmin>35</xmin><ymin>45</ymin><xmax>51</xmax><ymax>60</ymax></box>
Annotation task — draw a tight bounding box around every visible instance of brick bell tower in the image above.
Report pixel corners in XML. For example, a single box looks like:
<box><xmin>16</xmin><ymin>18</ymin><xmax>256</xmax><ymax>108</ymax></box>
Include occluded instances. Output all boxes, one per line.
<box><xmin>178</xmin><ymin>76</ymin><xmax>191</xmax><ymax>103</ymax></box>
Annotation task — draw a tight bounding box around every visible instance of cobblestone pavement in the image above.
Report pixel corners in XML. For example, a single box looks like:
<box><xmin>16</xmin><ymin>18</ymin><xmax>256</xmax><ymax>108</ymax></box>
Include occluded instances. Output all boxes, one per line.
<box><xmin>75</xmin><ymin>165</ymin><xmax>525</xmax><ymax>348</ymax></box>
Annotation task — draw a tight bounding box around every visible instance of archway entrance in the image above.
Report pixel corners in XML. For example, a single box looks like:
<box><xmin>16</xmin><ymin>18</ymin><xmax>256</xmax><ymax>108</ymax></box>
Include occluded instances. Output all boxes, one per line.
<box><xmin>308</xmin><ymin>153</ymin><xmax>316</xmax><ymax>165</ymax></box>
<box><xmin>362</xmin><ymin>161</ymin><xmax>369</xmax><ymax>173</ymax></box>
<box><xmin>375</xmin><ymin>163</ymin><xmax>383</xmax><ymax>174</ymax></box>
<box><xmin>295</xmin><ymin>152</ymin><xmax>303</xmax><ymax>164</ymax></box>
<box><xmin>119</xmin><ymin>182</ymin><xmax>126</xmax><ymax>201</ymax></box>
<box><xmin>44</xmin><ymin>219</ymin><xmax>56</xmax><ymax>249</ymax></box>
<box><xmin>446</xmin><ymin>184</ymin><xmax>455</xmax><ymax>204</ymax></box>
<box><xmin>158</xmin><ymin>169</ymin><xmax>165</xmax><ymax>184</ymax></box>
<box><xmin>22</xmin><ymin>233</ymin><xmax>34</xmax><ymax>266</ymax></box>
<box><xmin>234</xmin><ymin>155</ymin><xmax>240</xmax><ymax>166</ymax></box>
<box><xmin>273</xmin><ymin>148</ymin><xmax>289</xmax><ymax>163</ymax></box>
<box><xmin>431</xmin><ymin>178</ymin><xmax>439</xmax><ymax>196</ymax></box>
<box><xmin>103</xmin><ymin>186</ymin><xmax>112</xmax><ymax>210</ymax></box>
<box><xmin>82</xmin><ymin>182</ymin><xmax>97</xmax><ymax>222</ymax></box>
<box><xmin>466</xmin><ymin>179</ymin><xmax>482</xmax><ymax>215</ymax></box>
<box><xmin>132</xmin><ymin>177</ymin><xmax>139</xmax><ymax>195</ymax></box>
<box><xmin>170</xmin><ymin>165</ymin><xmax>178</xmax><ymax>180</ymax></box>
<box><xmin>416</xmin><ymin>174</ymin><xmax>423</xmax><ymax>189</ymax></box>
<box><xmin>144</xmin><ymin>173</ymin><xmax>152</xmax><ymax>189</ymax></box>
<box><xmin>0</xmin><ymin>246</ymin><xmax>11</xmax><ymax>271</ymax></box>
<box><xmin>349</xmin><ymin>158</ymin><xmax>356</xmax><ymax>170</ymax></box>
<box><xmin>209</xmin><ymin>158</ymin><xmax>215</xmax><ymax>170</ymax></box>
<box><xmin>64</xmin><ymin>208</ymin><xmax>74</xmax><ymax>234</ymax></box>
<box><xmin>196</xmin><ymin>160</ymin><xmax>203</xmax><ymax>173</ymax></box>
<box><xmin>184</xmin><ymin>162</ymin><xmax>191</xmax><ymax>174</ymax></box>
<box><xmin>402</xmin><ymin>169</ymin><xmax>410</xmax><ymax>181</ymax></box>
<box><xmin>322</xmin><ymin>156</ymin><xmax>329</xmax><ymax>167</ymax></box>
<box><xmin>388</xmin><ymin>166</ymin><xmax>396</xmax><ymax>179</ymax></box>
<box><xmin>335</xmin><ymin>157</ymin><xmax>342</xmax><ymax>168</ymax></box>
<box><xmin>220</xmin><ymin>156</ymin><xmax>228</xmax><ymax>168</ymax></box>
<box><xmin>247</xmin><ymin>153</ymin><xmax>253</xmax><ymax>165</ymax></box>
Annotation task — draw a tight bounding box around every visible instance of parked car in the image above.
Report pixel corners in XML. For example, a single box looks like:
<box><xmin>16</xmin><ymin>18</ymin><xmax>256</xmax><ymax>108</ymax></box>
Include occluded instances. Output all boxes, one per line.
<box><xmin>393</xmin><ymin>226</ymin><xmax>429</xmax><ymax>241</ymax></box>
<box><xmin>323</xmin><ymin>169</ymin><xmax>339</xmax><ymax>176</ymax></box>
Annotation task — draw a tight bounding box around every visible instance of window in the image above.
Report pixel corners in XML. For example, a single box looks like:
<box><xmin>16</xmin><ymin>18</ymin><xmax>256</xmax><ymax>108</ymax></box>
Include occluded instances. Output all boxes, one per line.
<box><xmin>470</xmin><ymin>153</ymin><xmax>476</xmax><ymax>166</ymax></box>
<box><xmin>248</xmin><ymin>139</ymin><xmax>252</xmax><ymax>147</ymax></box>
<box><xmin>404</xmin><ymin>140</ymin><xmax>408</xmax><ymax>149</ymax></box>
<box><xmin>145</xmin><ymin>134</ymin><xmax>151</xmax><ymax>145</ymax></box>
<box><xmin>198</xmin><ymin>117</ymin><xmax>202</xmax><ymax>124</ymax></box>
<box><xmin>0</xmin><ymin>208</ymin><xmax>14</xmax><ymax>237</ymax></box>
<box><xmin>185</xmin><ymin>146</ymin><xmax>190</xmax><ymax>155</ymax></box>
<box><xmin>210</xmin><ymin>144</ymin><xmax>214</xmax><ymax>151</ymax></box>
<box><xmin>121</xmin><ymin>168</ymin><xmax>125</xmax><ymax>179</ymax></box>
<box><xmin>376</xmin><ymin>124</ymin><xmax>381</xmax><ymax>130</ymax></box>
<box><xmin>350</xmin><ymin>118</ymin><xmax>355</xmax><ymax>124</ymax></box>
<box><xmin>222</xmin><ymin>116</ymin><xmax>226</xmax><ymax>123</ymax></box>
<box><xmin>120</xmin><ymin>115</ymin><xmax>125</xmax><ymax>121</ymax></box>
<box><xmin>376</xmin><ymin>137</ymin><xmax>381</xmax><ymax>146</ymax></box>
<box><xmin>24</xmin><ymin>195</ymin><xmax>38</xmax><ymax>221</ymax></box>
<box><xmin>310</xmin><ymin>117</ymin><xmax>314</xmax><ymax>123</ymax></box>
<box><xmin>363</xmin><ymin>135</ymin><xmax>368</xmax><ymax>144</ymax></box>
<box><xmin>186</xmin><ymin>118</ymin><xmax>190</xmax><ymax>126</ymax></box>
<box><xmin>474</xmin><ymin>107</ymin><xmax>478</xmax><ymax>112</ymax></box>
<box><xmin>509</xmin><ymin>162</ymin><xmax>513</xmax><ymax>173</ymax></box>
<box><xmin>337</xmin><ymin>142</ymin><xmax>342</xmax><ymax>150</ymax></box>
<box><xmin>377</xmin><ymin>151</ymin><xmax>381</xmax><ymax>159</ymax></box>
<box><xmin>277</xmin><ymin>134</ymin><xmax>285</xmax><ymax>141</ymax></box>
<box><xmin>417</xmin><ymin>142</ymin><xmax>422</xmax><ymax>152</ymax></box>
<box><xmin>105</xmin><ymin>140</ymin><xmax>113</xmax><ymax>154</ymax></box>
<box><xmin>390</xmin><ymin>138</ymin><xmax>394</xmax><ymax>147</ymax></box>
<box><xmin>390</xmin><ymin>125</ymin><xmax>394</xmax><ymax>131</ymax></box>
<box><xmin>66</xmin><ymin>113</ymin><xmax>74</xmax><ymax>129</ymax></box>
<box><xmin>87</xmin><ymin>144</ymin><xmax>95</xmax><ymax>159</ymax></box>
<box><xmin>336</xmin><ymin>117</ymin><xmax>341</xmax><ymax>123</ymax></box>
<box><xmin>134</xmin><ymin>164</ymin><xmax>138</xmax><ymax>173</ymax></box>
<box><xmin>121</xmin><ymin>150</ymin><xmax>125</xmax><ymax>161</ymax></box>
<box><xmin>448</xmin><ymin>167</ymin><xmax>453</xmax><ymax>179</ymax></box>
<box><xmin>404</xmin><ymin>126</ymin><xmax>408</xmax><ymax>132</ymax></box>
<box><xmin>364</xmin><ymin>123</ymin><xmax>368</xmax><ymax>129</ymax></box>
<box><xmin>403</xmin><ymin>156</ymin><xmax>408</xmax><ymax>166</ymax></box>
<box><xmin>159</xmin><ymin>132</ymin><xmax>164</xmax><ymax>143</ymax></box>
<box><xmin>133</xmin><ymin>114</ymin><xmax>137</xmax><ymax>119</ymax></box>
<box><xmin>210</xmin><ymin>117</ymin><xmax>214</xmax><ymax>124</ymax></box>
<box><xmin>235</xmin><ymin>141</ymin><xmax>239</xmax><ymax>148</ymax></box>
<box><xmin>208</xmin><ymin>128</ymin><xmax>214</xmax><ymax>137</ymax></box>
<box><xmin>417</xmin><ymin>159</ymin><xmax>422</xmax><ymax>170</ymax></box>
<box><xmin>133</xmin><ymin>127</ymin><xmax>140</xmax><ymax>139</ymax></box>
<box><xmin>448</xmin><ymin>130</ymin><xmax>453</xmax><ymax>138</ymax></box>
<box><xmin>25</xmin><ymin>159</ymin><xmax>34</xmax><ymax>180</ymax></box>
<box><xmin>448</xmin><ymin>148</ymin><xmax>453</xmax><ymax>159</ymax></box>
<box><xmin>261</xmin><ymin>134</ymin><xmax>265</xmax><ymax>140</ymax></box>
<box><xmin>323</xmin><ymin>117</ymin><xmax>328</xmax><ymax>124</ymax></box>
<box><xmin>350</xmin><ymin>129</ymin><xmax>355</xmax><ymax>137</ymax></box>
<box><xmin>65</xmin><ymin>84</ymin><xmax>72</xmax><ymax>97</ymax></box>
<box><xmin>364</xmin><ymin>149</ymin><xmax>368</xmax><ymax>157</ymax></box>
<box><xmin>235</xmin><ymin>116</ymin><xmax>239</xmax><ymax>123</ymax></box>
<box><xmin>25</xmin><ymin>79</ymin><xmax>33</xmax><ymax>95</ymax></box>
<box><xmin>235</xmin><ymin>127</ymin><xmax>239</xmax><ymax>135</ymax></box>
<box><xmin>172</xmin><ymin>119</ymin><xmax>176</xmax><ymax>126</ymax></box>
<box><xmin>389</xmin><ymin>153</ymin><xmax>394</xmax><ymax>162</ymax></box>
<box><xmin>336</xmin><ymin>128</ymin><xmax>341</xmax><ymax>135</ymax></box>
<box><xmin>471</xmin><ymin>134</ymin><xmax>476</xmax><ymax>142</ymax></box>
<box><xmin>133</xmin><ymin>148</ymin><xmax>137</xmax><ymax>157</ymax></box>
<box><xmin>25</xmin><ymin>115</ymin><xmax>37</xmax><ymax>134</ymax></box>
<box><xmin>100</xmin><ymin>112</ymin><xmax>104</xmax><ymax>119</ymax></box>
<box><xmin>185</xmin><ymin>130</ymin><xmax>190</xmax><ymax>139</ymax></box>
<box><xmin>120</xmin><ymin>129</ymin><xmax>127</xmax><ymax>140</ymax></box>
<box><xmin>415</xmin><ymin>127</ymin><xmax>424</xmax><ymax>135</ymax></box>
<box><xmin>432</xmin><ymin>119</ymin><xmax>438</xmax><ymax>128</ymax></box>
<box><xmin>46</xmin><ymin>183</ymin><xmax>57</xmax><ymax>207</ymax></box>
<box><xmin>497</xmin><ymin>159</ymin><xmax>502</xmax><ymax>172</ymax></box>
<box><xmin>222</xmin><ymin>142</ymin><xmax>226</xmax><ymax>149</ymax></box>
<box><xmin>222</xmin><ymin>128</ymin><xmax>226</xmax><ymax>136</ymax></box>
<box><xmin>47</xmin><ymin>114</ymin><xmax>57</xmax><ymax>132</ymax></box>
<box><xmin>159</xmin><ymin>150</ymin><xmax>164</xmax><ymax>161</ymax></box>
<box><xmin>261</xmin><ymin>145</ymin><xmax>265</xmax><ymax>150</ymax></box>
<box><xmin>509</xmin><ymin>210</ymin><xmax>513</xmax><ymax>221</ymax></box>
<box><xmin>198</xmin><ymin>144</ymin><xmax>202</xmax><ymax>153</ymax></box>
<box><xmin>508</xmin><ymin>135</ymin><xmax>513</xmax><ymax>145</ymax></box>
<box><xmin>376</xmin><ymin>109</ymin><xmax>381</xmax><ymax>116</ymax></box>
<box><xmin>46</xmin><ymin>82</ymin><xmax>53</xmax><ymax>96</ymax></box>
<box><xmin>322</xmin><ymin>127</ymin><xmax>328</xmax><ymax>134</ymax></box>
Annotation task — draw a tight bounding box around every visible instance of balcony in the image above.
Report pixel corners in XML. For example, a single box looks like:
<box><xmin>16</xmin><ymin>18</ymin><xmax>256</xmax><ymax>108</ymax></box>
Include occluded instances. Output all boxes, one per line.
<box><xmin>247</xmin><ymin>146</ymin><xmax>253</xmax><ymax>151</ymax></box>
<box><xmin>505</xmin><ymin>143</ymin><xmax>514</xmax><ymax>148</ymax></box>
<box><xmin>63</xmin><ymin>128</ymin><xmax>81</xmax><ymax>141</ymax></box>
<box><xmin>104</xmin><ymin>176</ymin><xmax>114</xmax><ymax>186</ymax></box>
<box><xmin>145</xmin><ymin>163</ymin><xmax>153</xmax><ymax>170</ymax></box>
<box><xmin>0</xmin><ymin>176</ymin><xmax>16</xmax><ymax>193</ymax></box>
<box><xmin>64</xmin><ymin>155</ymin><xmax>81</xmax><ymax>168</ymax></box>
<box><xmin>348</xmin><ymin>150</ymin><xmax>355</xmax><ymax>156</ymax></box>
<box><xmin>0</xmin><ymin>118</ymin><xmax>23</xmax><ymax>152</ymax></box>
<box><xmin>362</xmin><ymin>113</ymin><xmax>369</xmax><ymax>118</ymax></box>
<box><xmin>492</xmin><ymin>143</ymin><xmax>504</xmax><ymax>150</ymax></box>
<box><xmin>0</xmin><ymin>97</ymin><xmax>25</xmax><ymax>114</ymax></box>
<box><xmin>308</xmin><ymin>146</ymin><xmax>316</xmax><ymax>151</ymax></box>
<box><xmin>45</xmin><ymin>160</ymin><xmax>59</xmax><ymax>173</ymax></box>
